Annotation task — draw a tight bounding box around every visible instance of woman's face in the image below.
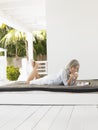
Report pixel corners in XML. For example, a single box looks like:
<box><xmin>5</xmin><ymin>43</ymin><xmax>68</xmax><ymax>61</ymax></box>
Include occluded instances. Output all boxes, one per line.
<box><xmin>70</xmin><ymin>65</ymin><xmax>79</xmax><ymax>74</ymax></box>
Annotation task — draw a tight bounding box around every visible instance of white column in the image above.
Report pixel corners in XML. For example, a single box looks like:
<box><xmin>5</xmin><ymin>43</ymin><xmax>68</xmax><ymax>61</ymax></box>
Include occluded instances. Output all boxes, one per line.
<box><xmin>4</xmin><ymin>49</ymin><xmax>7</xmax><ymax>79</ymax></box>
<box><xmin>26</xmin><ymin>32</ymin><xmax>34</xmax><ymax>61</ymax></box>
<box><xmin>18</xmin><ymin>33</ymin><xmax>34</xmax><ymax>81</ymax></box>
<box><xmin>0</xmin><ymin>49</ymin><xmax>7</xmax><ymax>80</ymax></box>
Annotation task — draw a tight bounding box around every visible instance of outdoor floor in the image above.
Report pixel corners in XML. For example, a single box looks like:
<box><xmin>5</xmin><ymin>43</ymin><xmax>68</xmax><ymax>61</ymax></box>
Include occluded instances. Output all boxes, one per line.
<box><xmin>0</xmin><ymin>105</ymin><xmax>98</xmax><ymax>130</ymax></box>
<box><xmin>0</xmin><ymin>81</ymin><xmax>98</xmax><ymax>130</ymax></box>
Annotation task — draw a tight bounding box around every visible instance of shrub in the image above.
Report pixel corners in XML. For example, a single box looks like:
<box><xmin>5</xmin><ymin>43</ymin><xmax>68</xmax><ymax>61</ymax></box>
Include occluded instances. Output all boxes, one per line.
<box><xmin>7</xmin><ymin>66</ymin><xmax>20</xmax><ymax>81</ymax></box>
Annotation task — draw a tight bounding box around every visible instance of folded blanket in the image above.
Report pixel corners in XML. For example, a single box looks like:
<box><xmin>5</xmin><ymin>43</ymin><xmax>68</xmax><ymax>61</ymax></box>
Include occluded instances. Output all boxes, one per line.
<box><xmin>0</xmin><ymin>79</ymin><xmax>98</xmax><ymax>93</ymax></box>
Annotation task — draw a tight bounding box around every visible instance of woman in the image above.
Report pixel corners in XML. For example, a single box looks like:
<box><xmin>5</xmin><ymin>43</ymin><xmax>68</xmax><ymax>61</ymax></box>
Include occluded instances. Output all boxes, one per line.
<box><xmin>29</xmin><ymin>59</ymin><xmax>80</xmax><ymax>86</ymax></box>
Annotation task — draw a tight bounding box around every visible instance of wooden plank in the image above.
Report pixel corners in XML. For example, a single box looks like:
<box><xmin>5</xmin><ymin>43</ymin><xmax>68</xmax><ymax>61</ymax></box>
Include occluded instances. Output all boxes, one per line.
<box><xmin>0</xmin><ymin>105</ymin><xmax>16</xmax><ymax>126</ymax></box>
<box><xmin>15</xmin><ymin>106</ymin><xmax>52</xmax><ymax>130</ymax></box>
<box><xmin>0</xmin><ymin>106</ymin><xmax>39</xmax><ymax>130</ymax></box>
<box><xmin>67</xmin><ymin>106</ymin><xmax>98</xmax><ymax>130</ymax></box>
<box><xmin>0</xmin><ymin>105</ymin><xmax>98</xmax><ymax>130</ymax></box>
<box><xmin>31</xmin><ymin>106</ymin><xmax>62</xmax><ymax>130</ymax></box>
<box><xmin>0</xmin><ymin>92</ymin><xmax>98</xmax><ymax>105</ymax></box>
<box><xmin>48</xmin><ymin>106</ymin><xmax>74</xmax><ymax>130</ymax></box>
<box><xmin>0</xmin><ymin>106</ymin><xmax>29</xmax><ymax>129</ymax></box>
<box><xmin>33</xmin><ymin>106</ymin><xmax>74</xmax><ymax>130</ymax></box>
<box><xmin>82</xmin><ymin>106</ymin><xmax>98</xmax><ymax>130</ymax></box>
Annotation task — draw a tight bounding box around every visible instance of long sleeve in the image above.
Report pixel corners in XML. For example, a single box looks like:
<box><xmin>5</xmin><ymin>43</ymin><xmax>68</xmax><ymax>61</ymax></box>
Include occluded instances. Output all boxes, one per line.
<box><xmin>61</xmin><ymin>69</ymin><xmax>75</xmax><ymax>86</ymax></box>
<box><xmin>61</xmin><ymin>69</ymin><xmax>69</xmax><ymax>86</ymax></box>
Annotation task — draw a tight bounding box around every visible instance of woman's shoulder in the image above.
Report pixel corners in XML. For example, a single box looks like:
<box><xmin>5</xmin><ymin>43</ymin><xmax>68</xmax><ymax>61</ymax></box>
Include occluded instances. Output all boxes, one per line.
<box><xmin>61</xmin><ymin>68</ymin><xmax>70</xmax><ymax>75</ymax></box>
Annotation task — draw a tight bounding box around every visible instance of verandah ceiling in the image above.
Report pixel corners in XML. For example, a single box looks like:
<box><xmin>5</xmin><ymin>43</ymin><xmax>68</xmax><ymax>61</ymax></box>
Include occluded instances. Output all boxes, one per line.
<box><xmin>0</xmin><ymin>0</ymin><xmax>46</xmax><ymax>33</ymax></box>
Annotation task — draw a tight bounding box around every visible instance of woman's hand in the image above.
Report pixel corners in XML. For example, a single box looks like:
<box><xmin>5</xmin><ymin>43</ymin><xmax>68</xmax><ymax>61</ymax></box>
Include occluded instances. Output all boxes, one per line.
<box><xmin>70</xmin><ymin>74</ymin><xmax>75</xmax><ymax>80</ymax></box>
<box><xmin>68</xmin><ymin>72</ymin><xmax>78</xmax><ymax>85</ymax></box>
<box><xmin>74</xmin><ymin>72</ymin><xmax>78</xmax><ymax>79</ymax></box>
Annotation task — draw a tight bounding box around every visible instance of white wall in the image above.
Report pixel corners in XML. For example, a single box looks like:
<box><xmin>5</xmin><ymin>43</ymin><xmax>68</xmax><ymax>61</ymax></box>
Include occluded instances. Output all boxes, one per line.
<box><xmin>46</xmin><ymin>0</ymin><xmax>98</xmax><ymax>79</ymax></box>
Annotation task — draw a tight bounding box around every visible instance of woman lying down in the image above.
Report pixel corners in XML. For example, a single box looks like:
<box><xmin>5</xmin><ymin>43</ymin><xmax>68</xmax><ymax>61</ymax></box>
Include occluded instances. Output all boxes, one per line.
<box><xmin>26</xmin><ymin>59</ymin><xmax>80</xmax><ymax>86</ymax></box>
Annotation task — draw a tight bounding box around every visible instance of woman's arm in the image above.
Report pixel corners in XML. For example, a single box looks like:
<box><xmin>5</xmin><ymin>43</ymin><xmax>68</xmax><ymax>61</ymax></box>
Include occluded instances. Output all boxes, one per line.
<box><xmin>68</xmin><ymin>72</ymin><xmax>78</xmax><ymax>85</ymax></box>
<box><xmin>62</xmin><ymin>69</ymin><xmax>78</xmax><ymax>86</ymax></box>
<box><xmin>61</xmin><ymin>69</ymin><xmax>69</xmax><ymax>86</ymax></box>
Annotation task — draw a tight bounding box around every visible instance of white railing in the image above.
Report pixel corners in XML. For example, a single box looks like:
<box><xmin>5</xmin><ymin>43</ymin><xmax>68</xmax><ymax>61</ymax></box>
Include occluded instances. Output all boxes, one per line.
<box><xmin>18</xmin><ymin>59</ymin><xmax>48</xmax><ymax>81</ymax></box>
<box><xmin>36</xmin><ymin>61</ymin><xmax>48</xmax><ymax>76</ymax></box>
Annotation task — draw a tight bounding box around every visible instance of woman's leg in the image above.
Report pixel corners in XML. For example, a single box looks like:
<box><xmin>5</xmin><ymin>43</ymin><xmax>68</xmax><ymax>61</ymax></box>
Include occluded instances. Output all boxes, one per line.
<box><xmin>35</xmin><ymin>71</ymin><xmax>40</xmax><ymax>79</ymax></box>
<box><xmin>26</xmin><ymin>68</ymin><xmax>38</xmax><ymax>84</ymax></box>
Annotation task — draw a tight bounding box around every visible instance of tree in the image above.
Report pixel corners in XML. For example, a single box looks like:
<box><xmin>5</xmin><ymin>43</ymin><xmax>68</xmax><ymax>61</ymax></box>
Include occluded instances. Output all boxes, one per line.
<box><xmin>0</xmin><ymin>23</ymin><xmax>12</xmax><ymax>42</ymax></box>
<box><xmin>0</xmin><ymin>29</ymin><xmax>27</xmax><ymax>58</ymax></box>
<box><xmin>33</xmin><ymin>30</ymin><xmax>47</xmax><ymax>60</ymax></box>
<box><xmin>0</xmin><ymin>23</ymin><xmax>47</xmax><ymax>61</ymax></box>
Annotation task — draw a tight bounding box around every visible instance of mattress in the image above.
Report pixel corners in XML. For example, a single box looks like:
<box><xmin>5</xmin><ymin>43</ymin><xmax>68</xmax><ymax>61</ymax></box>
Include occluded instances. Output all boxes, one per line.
<box><xmin>0</xmin><ymin>79</ymin><xmax>98</xmax><ymax>93</ymax></box>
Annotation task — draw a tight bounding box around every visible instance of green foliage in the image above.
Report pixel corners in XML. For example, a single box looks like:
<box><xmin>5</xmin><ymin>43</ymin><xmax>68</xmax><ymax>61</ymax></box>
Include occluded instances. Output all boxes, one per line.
<box><xmin>33</xmin><ymin>30</ymin><xmax>47</xmax><ymax>60</ymax></box>
<box><xmin>0</xmin><ymin>51</ymin><xmax>4</xmax><ymax>56</ymax></box>
<box><xmin>0</xmin><ymin>24</ymin><xmax>11</xmax><ymax>41</ymax></box>
<box><xmin>0</xmin><ymin>29</ymin><xmax>26</xmax><ymax>46</ymax></box>
<box><xmin>0</xmin><ymin>23</ymin><xmax>47</xmax><ymax>60</ymax></box>
<box><xmin>7</xmin><ymin>66</ymin><xmax>20</xmax><ymax>81</ymax></box>
<box><xmin>0</xmin><ymin>26</ymin><xmax>26</xmax><ymax>57</ymax></box>
<box><xmin>6</xmin><ymin>40</ymin><xmax>26</xmax><ymax>57</ymax></box>
<box><xmin>17</xmin><ymin>40</ymin><xmax>26</xmax><ymax>57</ymax></box>
<box><xmin>6</xmin><ymin>44</ymin><xmax>16</xmax><ymax>57</ymax></box>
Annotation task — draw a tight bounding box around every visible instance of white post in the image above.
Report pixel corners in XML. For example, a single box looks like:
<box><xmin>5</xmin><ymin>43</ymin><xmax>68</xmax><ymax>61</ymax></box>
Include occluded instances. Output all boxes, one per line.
<box><xmin>18</xmin><ymin>33</ymin><xmax>34</xmax><ymax>81</ymax></box>
<box><xmin>4</xmin><ymin>49</ymin><xmax>7</xmax><ymax>79</ymax></box>
<box><xmin>0</xmin><ymin>48</ymin><xmax>7</xmax><ymax>80</ymax></box>
<box><xmin>26</xmin><ymin>32</ymin><xmax>34</xmax><ymax>61</ymax></box>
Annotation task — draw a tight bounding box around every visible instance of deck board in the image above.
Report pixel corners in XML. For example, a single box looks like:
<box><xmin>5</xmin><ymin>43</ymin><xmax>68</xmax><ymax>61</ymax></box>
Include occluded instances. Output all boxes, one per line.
<box><xmin>49</xmin><ymin>106</ymin><xmax>74</xmax><ymax>130</ymax></box>
<box><xmin>0</xmin><ymin>92</ymin><xmax>98</xmax><ymax>105</ymax></box>
<box><xmin>16</xmin><ymin>106</ymin><xmax>52</xmax><ymax>130</ymax></box>
<box><xmin>67</xmin><ymin>106</ymin><xmax>98</xmax><ymax>130</ymax></box>
<box><xmin>0</xmin><ymin>106</ymin><xmax>29</xmax><ymax>129</ymax></box>
<box><xmin>32</xmin><ymin>106</ymin><xmax>63</xmax><ymax>130</ymax></box>
<box><xmin>0</xmin><ymin>106</ymin><xmax>40</xmax><ymax>130</ymax></box>
<box><xmin>34</xmin><ymin>106</ymin><xmax>74</xmax><ymax>130</ymax></box>
<box><xmin>0</xmin><ymin>105</ymin><xmax>97</xmax><ymax>130</ymax></box>
<box><xmin>0</xmin><ymin>91</ymin><xmax>98</xmax><ymax>130</ymax></box>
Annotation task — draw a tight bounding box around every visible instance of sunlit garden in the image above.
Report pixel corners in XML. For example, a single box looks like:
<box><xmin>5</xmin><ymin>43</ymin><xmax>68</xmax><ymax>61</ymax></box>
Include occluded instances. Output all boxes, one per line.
<box><xmin>0</xmin><ymin>23</ymin><xmax>47</xmax><ymax>81</ymax></box>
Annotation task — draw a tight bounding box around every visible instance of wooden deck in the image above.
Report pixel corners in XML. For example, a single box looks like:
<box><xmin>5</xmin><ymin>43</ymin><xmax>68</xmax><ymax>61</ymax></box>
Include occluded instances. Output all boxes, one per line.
<box><xmin>0</xmin><ymin>91</ymin><xmax>98</xmax><ymax>130</ymax></box>
<box><xmin>0</xmin><ymin>91</ymin><xmax>98</xmax><ymax>105</ymax></box>
<box><xmin>0</xmin><ymin>105</ymin><xmax>98</xmax><ymax>130</ymax></box>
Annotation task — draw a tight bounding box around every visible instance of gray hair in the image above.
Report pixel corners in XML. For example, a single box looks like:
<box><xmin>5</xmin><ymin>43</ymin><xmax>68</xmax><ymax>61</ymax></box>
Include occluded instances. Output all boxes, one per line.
<box><xmin>66</xmin><ymin>59</ymin><xmax>80</xmax><ymax>71</ymax></box>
